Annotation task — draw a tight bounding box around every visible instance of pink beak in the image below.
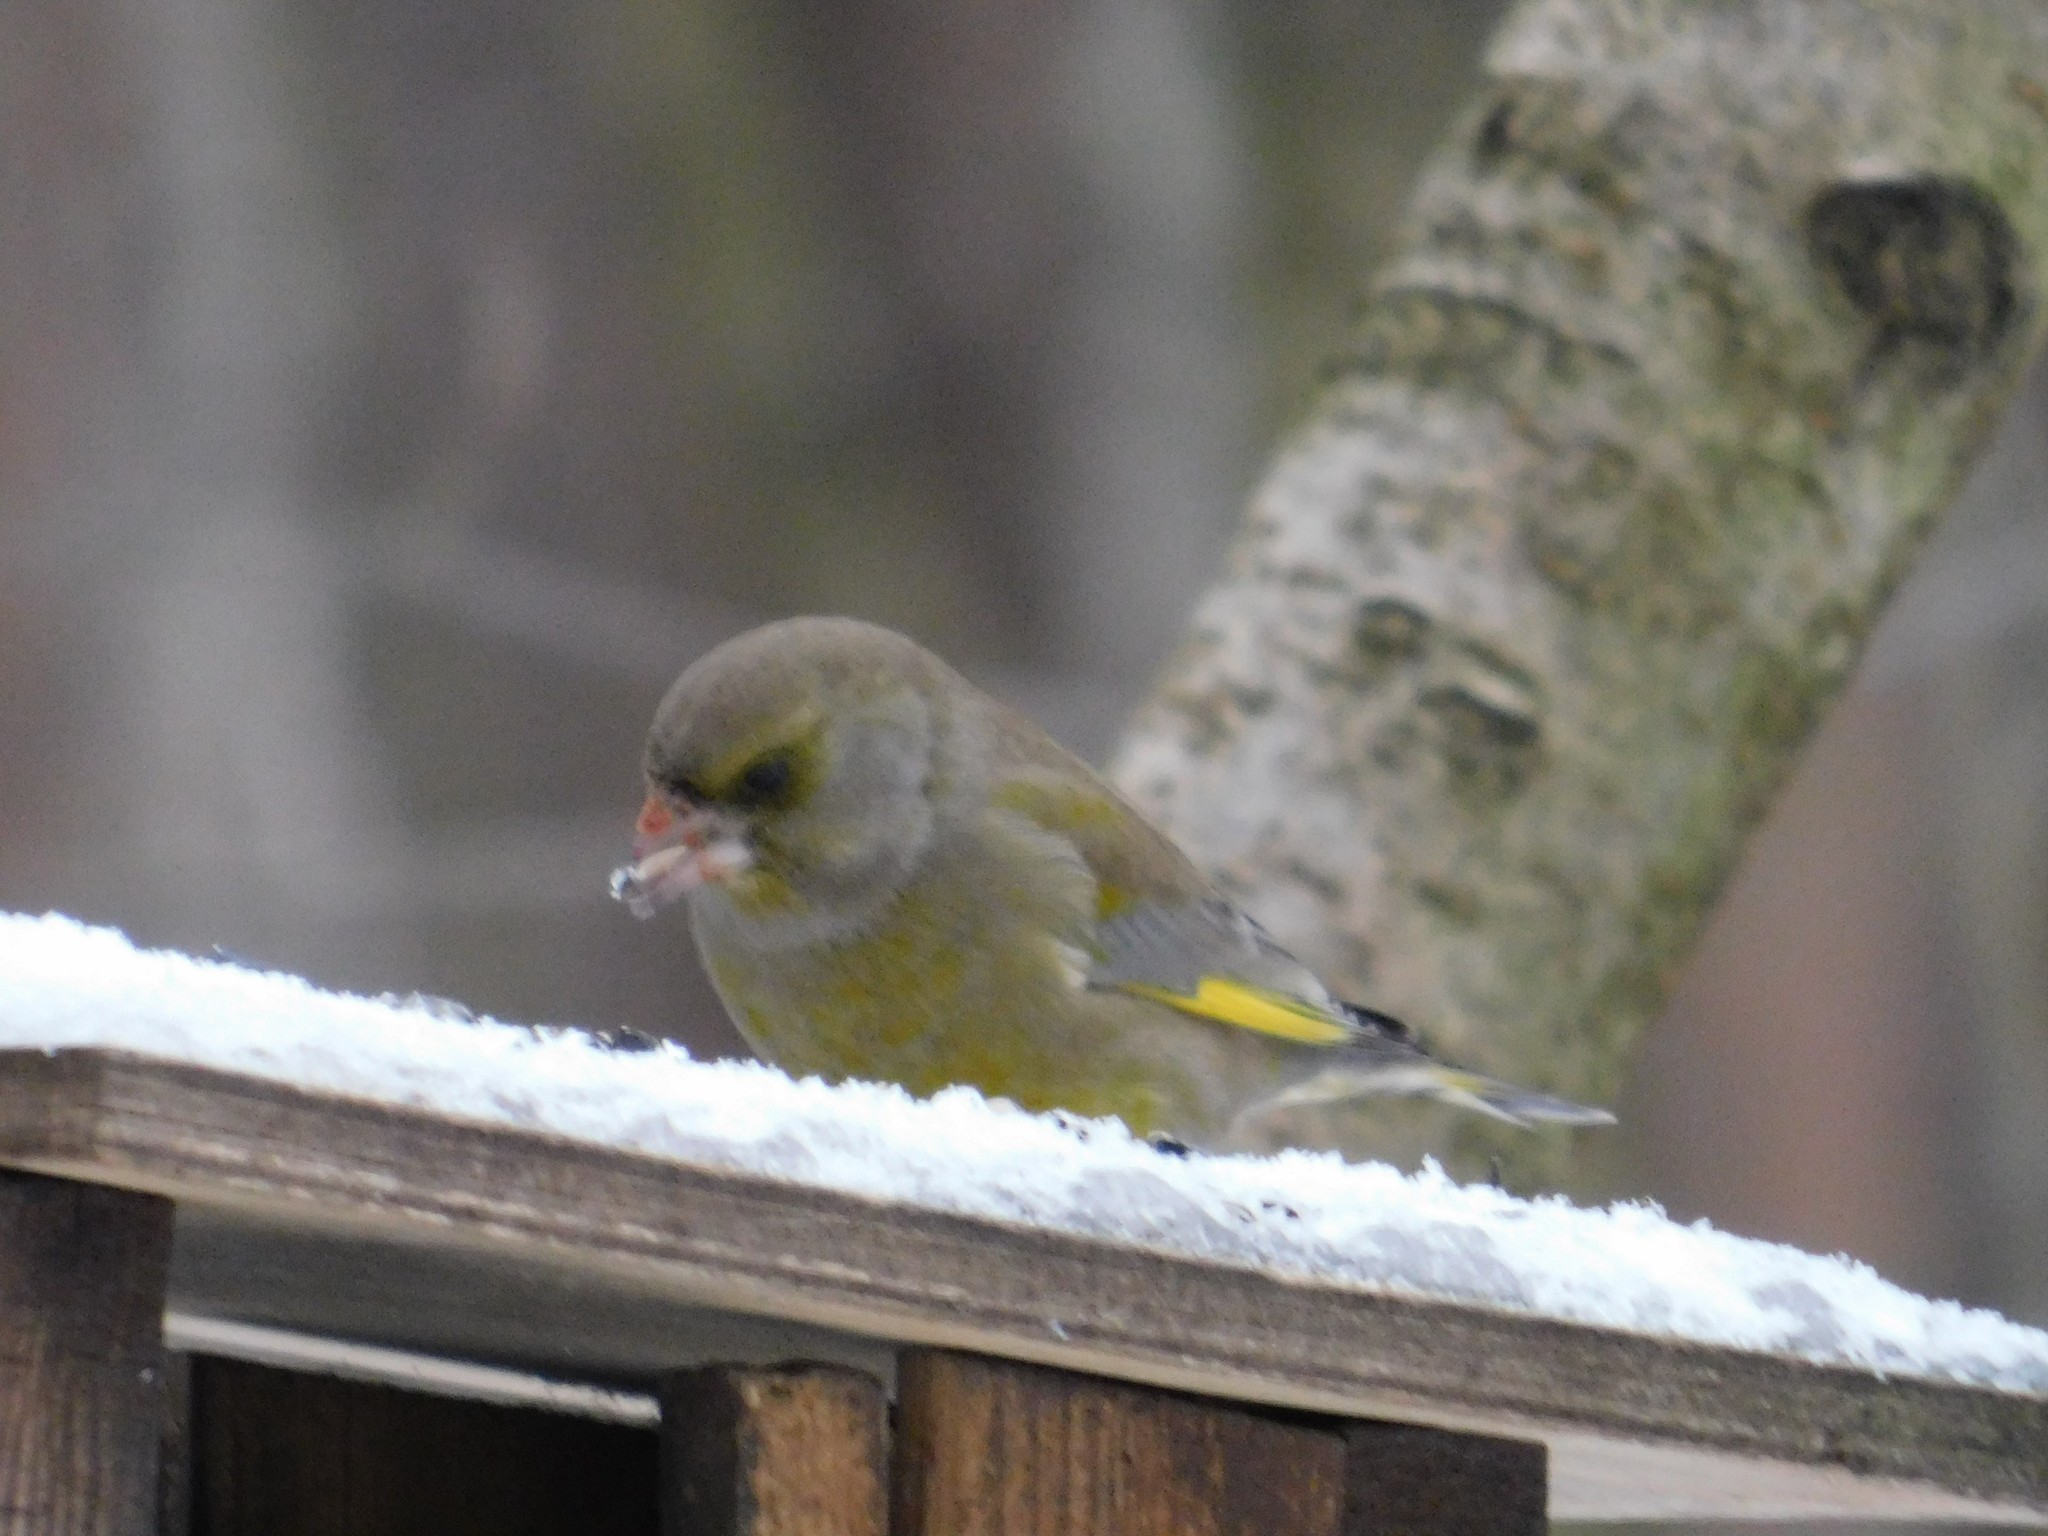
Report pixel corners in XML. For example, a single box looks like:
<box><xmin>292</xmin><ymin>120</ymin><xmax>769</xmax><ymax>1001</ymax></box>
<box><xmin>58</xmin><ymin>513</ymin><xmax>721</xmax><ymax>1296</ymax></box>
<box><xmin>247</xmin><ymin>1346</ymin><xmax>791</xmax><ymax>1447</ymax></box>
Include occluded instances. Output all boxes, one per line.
<box><xmin>609</xmin><ymin>795</ymin><xmax>746</xmax><ymax>918</ymax></box>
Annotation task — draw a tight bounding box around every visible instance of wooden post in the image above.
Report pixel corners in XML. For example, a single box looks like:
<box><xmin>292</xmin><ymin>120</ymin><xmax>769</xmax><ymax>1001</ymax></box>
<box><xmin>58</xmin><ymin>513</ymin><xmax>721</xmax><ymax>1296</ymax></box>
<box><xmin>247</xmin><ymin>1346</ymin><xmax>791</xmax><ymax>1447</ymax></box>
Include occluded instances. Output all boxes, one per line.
<box><xmin>1343</xmin><ymin>1422</ymin><xmax>1546</xmax><ymax>1535</ymax></box>
<box><xmin>892</xmin><ymin>1350</ymin><xmax>1347</xmax><ymax>1536</ymax></box>
<box><xmin>0</xmin><ymin>1169</ymin><xmax>175</xmax><ymax>1536</ymax></box>
<box><xmin>658</xmin><ymin>1364</ymin><xmax>887</xmax><ymax>1536</ymax></box>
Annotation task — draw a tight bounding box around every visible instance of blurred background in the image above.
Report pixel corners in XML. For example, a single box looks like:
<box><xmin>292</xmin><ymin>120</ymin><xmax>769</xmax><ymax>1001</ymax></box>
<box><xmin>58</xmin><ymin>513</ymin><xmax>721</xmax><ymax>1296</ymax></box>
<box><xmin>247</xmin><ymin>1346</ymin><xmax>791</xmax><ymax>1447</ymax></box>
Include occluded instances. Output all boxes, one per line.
<box><xmin>3</xmin><ymin>0</ymin><xmax>2045</xmax><ymax>1488</ymax></box>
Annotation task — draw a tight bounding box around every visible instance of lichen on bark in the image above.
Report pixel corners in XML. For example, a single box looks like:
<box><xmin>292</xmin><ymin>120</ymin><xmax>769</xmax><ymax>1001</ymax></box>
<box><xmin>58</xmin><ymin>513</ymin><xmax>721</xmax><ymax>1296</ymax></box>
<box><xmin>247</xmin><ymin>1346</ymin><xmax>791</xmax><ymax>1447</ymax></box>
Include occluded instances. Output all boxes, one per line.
<box><xmin>1111</xmin><ymin>0</ymin><xmax>2048</xmax><ymax>1179</ymax></box>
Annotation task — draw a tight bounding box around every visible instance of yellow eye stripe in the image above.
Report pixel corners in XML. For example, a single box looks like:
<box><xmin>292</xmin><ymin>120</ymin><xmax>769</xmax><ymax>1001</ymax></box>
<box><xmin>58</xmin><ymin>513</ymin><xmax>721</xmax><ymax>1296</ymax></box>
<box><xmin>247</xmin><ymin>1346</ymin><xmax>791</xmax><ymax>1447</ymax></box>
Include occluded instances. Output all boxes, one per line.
<box><xmin>1117</xmin><ymin>978</ymin><xmax>1354</xmax><ymax>1046</ymax></box>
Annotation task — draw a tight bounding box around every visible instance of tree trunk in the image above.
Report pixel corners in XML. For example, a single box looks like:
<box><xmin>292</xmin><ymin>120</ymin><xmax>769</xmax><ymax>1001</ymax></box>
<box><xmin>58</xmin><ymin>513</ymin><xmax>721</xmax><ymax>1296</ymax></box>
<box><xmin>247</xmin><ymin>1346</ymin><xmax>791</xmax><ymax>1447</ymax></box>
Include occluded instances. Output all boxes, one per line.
<box><xmin>1111</xmin><ymin>0</ymin><xmax>2048</xmax><ymax>1179</ymax></box>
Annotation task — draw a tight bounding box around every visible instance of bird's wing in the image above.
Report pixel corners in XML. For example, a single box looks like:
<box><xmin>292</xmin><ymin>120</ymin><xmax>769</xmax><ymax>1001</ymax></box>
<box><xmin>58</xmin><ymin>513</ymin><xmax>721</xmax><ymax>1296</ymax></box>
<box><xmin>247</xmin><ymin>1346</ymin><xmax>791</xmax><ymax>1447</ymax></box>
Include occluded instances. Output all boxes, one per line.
<box><xmin>982</xmin><ymin>723</ymin><xmax>1615</xmax><ymax>1127</ymax></box>
<box><xmin>1085</xmin><ymin>896</ymin><xmax>1378</xmax><ymax>1046</ymax></box>
<box><xmin>981</xmin><ymin>721</ymin><xmax>1381</xmax><ymax>1051</ymax></box>
<box><xmin>1081</xmin><ymin>890</ymin><xmax>1615</xmax><ymax>1126</ymax></box>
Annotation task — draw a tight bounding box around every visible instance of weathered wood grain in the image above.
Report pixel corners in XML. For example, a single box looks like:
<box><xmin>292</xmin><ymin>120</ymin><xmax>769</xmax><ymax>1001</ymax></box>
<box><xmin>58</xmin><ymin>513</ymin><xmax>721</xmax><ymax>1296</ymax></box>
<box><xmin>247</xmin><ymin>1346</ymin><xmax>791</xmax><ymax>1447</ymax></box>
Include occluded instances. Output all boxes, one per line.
<box><xmin>0</xmin><ymin>1049</ymin><xmax>2041</xmax><ymax>1523</ymax></box>
<box><xmin>894</xmin><ymin>1350</ymin><xmax>1347</xmax><ymax>1536</ymax></box>
<box><xmin>188</xmin><ymin>1357</ymin><xmax>658</xmax><ymax>1535</ymax></box>
<box><xmin>659</xmin><ymin>1364</ymin><xmax>886</xmax><ymax>1536</ymax></box>
<box><xmin>0</xmin><ymin>1169</ymin><xmax>174</xmax><ymax>1536</ymax></box>
<box><xmin>1344</xmin><ymin>1421</ymin><xmax>1546</xmax><ymax>1535</ymax></box>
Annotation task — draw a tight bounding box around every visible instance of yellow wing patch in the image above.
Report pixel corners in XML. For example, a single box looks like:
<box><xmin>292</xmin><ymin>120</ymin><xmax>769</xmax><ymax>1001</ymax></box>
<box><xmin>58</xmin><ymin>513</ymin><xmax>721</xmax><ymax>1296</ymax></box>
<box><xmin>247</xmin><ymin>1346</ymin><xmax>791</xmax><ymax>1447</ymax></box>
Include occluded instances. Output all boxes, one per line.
<box><xmin>1118</xmin><ymin>977</ymin><xmax>1354</xmax><ymax>1046</ymax></box>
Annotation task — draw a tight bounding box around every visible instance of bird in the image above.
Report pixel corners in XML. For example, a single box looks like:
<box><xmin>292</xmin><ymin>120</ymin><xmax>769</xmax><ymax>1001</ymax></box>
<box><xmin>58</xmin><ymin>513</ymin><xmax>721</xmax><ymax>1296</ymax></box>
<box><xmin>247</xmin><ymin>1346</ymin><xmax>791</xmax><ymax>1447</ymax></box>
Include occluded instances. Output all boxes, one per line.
<box><xmin>611</xmin><ymin>616</ymin><xmax>1613</xmax><ymax>1153</ymax></box>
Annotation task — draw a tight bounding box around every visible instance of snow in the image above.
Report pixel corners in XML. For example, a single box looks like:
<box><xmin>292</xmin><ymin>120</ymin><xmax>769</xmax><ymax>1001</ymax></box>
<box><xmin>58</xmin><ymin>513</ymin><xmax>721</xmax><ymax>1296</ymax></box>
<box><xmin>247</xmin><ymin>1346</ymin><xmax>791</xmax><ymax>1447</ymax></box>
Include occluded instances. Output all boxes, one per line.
<box><xmin>1</xmin><ymin>909</ymin><xmax>2044</xmax><ymax>1396</ymax></box>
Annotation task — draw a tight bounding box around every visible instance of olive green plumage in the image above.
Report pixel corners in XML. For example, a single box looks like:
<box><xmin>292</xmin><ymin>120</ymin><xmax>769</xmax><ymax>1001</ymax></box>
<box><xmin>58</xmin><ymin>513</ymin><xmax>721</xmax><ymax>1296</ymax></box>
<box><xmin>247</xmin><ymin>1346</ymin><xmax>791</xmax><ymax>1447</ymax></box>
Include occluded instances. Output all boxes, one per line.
<box><xmin>613</xmin><ymin>617</ymin><xmax>1612</xmax><ymax>1152</ymax></box>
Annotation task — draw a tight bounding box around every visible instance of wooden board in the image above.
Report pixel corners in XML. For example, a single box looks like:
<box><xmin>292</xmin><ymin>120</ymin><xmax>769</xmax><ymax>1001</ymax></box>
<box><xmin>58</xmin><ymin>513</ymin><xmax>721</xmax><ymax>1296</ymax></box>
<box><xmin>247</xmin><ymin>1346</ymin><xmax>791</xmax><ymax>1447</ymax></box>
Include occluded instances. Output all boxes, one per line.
<box><xmin>184</xmin><ymin>1357</ymin><xmax>658</xmax><ymax>1535</ymax></box>
<box><xmin>892</xmin><ymin>1350</ymin><xmax>1349</xmax><ymax>1536</ymax></box>
<box><xmin>659</xmin><ymin>1364</ymin><xmax>887</xmax><ymax>1536</ymax></box>
<box><xmin>0</xmin><ymin>1169</ymin><xmax>174</xmax><ymax>1536</ymax></box>
<box><xmin>0</xmin><ymin>1047</ymin><xmax>2041</xmax><ymax>1524</ymax></box>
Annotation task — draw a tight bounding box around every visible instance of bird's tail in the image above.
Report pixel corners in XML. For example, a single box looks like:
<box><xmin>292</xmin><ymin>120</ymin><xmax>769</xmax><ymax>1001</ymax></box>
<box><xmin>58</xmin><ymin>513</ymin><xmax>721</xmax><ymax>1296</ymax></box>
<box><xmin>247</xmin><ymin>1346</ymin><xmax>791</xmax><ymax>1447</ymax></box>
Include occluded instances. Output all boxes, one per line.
<box><xmin>1414</xmin><ymin>1067</ymin><xmax>1616</xmax><ymax>1128</ymax></box>
<box><xmin>1263</xmin><ymin>1060</ymin><xmax>1615</xmax><ymax>1130</ymax></box>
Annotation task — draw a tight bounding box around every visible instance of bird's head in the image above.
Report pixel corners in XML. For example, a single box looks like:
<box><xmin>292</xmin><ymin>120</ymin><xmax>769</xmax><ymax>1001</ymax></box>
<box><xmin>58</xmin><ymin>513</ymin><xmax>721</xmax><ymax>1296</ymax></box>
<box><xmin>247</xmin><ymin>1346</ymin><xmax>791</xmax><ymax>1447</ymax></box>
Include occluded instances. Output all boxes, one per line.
<box><xmin>611</xmin><ymin>617</ymin><xmax>952</xmax><ymax>927</ymax></box>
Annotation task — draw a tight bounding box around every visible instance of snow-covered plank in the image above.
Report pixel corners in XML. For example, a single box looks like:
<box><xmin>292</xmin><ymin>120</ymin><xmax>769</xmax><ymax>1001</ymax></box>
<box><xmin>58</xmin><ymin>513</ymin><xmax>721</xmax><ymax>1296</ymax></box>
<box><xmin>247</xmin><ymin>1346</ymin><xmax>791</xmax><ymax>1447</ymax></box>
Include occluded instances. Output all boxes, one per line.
<box><xmin>0</xmin><ymin>1046</ymin><xmax>2039</xmax><ymax>1524</ymax></box>
<box><xmin>0</xmin><ymin>912</ymin><xmax>2045</xmax><ymax>1520</ymax></box>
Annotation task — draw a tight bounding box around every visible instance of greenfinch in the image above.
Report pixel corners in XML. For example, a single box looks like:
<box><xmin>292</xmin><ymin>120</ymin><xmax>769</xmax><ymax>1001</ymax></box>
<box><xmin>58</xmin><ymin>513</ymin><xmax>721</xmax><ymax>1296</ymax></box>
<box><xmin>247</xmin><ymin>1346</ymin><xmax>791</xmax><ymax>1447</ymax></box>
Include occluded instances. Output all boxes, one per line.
<box><xmin>612</xmin><ymin>617</ymin><xmax>1612</xmax><ymax>1152</ymax></box>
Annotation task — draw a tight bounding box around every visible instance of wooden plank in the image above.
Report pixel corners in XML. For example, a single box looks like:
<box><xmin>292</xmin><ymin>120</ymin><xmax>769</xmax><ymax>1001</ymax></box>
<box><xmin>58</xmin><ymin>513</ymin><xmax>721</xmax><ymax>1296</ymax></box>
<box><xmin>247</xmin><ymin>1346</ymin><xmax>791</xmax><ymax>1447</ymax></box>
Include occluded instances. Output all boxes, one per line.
<box><xmin>166</xmin><ymin>1210</ymin><xmax>898</xmax><ymax>1396</ymax></box>
<box><xmin>187</xmin><ymin>1357</ymin><xmax>658</xmax><ymax>1535</ymax></box>
<box><xmin>0</xmin><ymin>1048</ymin><xmax>2042</xmax><ymax>1523</ymax></box>
<box><xmin>1343</xmin><ymin>1422</ymin><xmax>1545</xmax><ymax>1535</ymax></box>
<box><xmin>893</xmin><ymin>1350</ymin><xmax>1346</xmax><ymax>1536</ymax></box>
<box><xmin>159</xmin><ymin>1352</ymin><xmax>195</xmax><ymax>1536</ymax></box>
<box><xmin>166</xmin><ymin>1313</ymin><xmax>660</xmax><ymax>1426</ymax></box>
<box><xmin>659</xmin><ymin>1364</ymin><xmax>886</xmax><ymax>1536</ymax></box>
<box><xmin>0</xmin><ymin>1169</ymin><xmax>174</xmax><ymax>1536</ymax></box>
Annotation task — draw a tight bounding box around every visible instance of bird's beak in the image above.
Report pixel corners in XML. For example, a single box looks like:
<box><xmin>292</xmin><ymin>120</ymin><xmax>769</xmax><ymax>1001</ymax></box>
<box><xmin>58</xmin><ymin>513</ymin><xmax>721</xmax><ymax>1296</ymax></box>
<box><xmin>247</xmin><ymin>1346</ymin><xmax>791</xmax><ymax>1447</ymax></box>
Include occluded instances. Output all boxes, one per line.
<box><xmin>608</xmin><ymin>795</ymin><xmax>752</xmax><ymax>919</ymax></box>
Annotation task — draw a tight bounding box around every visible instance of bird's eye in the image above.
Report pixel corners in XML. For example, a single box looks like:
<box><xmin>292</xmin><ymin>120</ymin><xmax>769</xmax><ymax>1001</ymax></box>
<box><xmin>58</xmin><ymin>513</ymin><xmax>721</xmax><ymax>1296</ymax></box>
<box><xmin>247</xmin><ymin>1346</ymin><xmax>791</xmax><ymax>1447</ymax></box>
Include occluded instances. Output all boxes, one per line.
<box><xmin>730</xmin><ymin>751</ymin><xmax>796</xmax><ymax>808</ymax></box>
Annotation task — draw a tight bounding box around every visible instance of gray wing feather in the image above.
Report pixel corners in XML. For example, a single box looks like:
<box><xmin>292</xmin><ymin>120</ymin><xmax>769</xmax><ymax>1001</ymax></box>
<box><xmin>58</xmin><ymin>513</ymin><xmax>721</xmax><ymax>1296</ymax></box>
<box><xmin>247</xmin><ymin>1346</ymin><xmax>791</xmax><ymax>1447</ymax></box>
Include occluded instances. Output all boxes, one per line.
<box><xmin>1087</xmin><ymin>898</ymin><xmax>1337</xmax><ymax>1009</ymax></box>
<box><xmin>1088</xmin><ymin>900</ymin><xmax>1616</xmax><ymax>1128</ymax></box>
